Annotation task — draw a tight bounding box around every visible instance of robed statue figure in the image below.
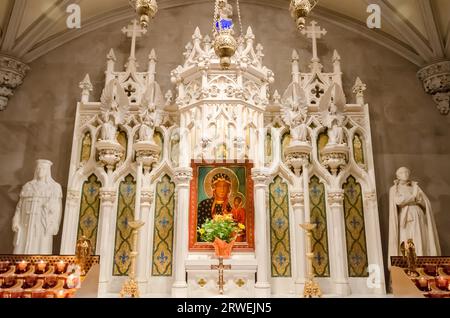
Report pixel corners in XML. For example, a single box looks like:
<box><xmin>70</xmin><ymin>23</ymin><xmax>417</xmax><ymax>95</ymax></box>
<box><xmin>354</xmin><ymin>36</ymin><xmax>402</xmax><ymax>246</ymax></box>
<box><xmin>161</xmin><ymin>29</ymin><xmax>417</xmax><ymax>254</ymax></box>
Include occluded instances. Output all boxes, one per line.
<box><xmin>388</xmin><ymin>167</ymin><xmax>441</xmax><ymax>259</ymax></box>
<box><xmin>12</xmin><ymin>160</ymin><xmax>63</xmax><ymax>254</ymax></box>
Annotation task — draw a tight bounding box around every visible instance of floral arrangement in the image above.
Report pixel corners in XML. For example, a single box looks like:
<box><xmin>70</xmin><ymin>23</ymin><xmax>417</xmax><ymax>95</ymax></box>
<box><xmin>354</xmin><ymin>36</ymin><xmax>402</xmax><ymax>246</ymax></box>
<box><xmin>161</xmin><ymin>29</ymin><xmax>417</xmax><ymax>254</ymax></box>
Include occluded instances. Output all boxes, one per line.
<box><xmin>198</xmin><ymin>214</ymin><xmax>245</xmax><ymax>243</ymax></box>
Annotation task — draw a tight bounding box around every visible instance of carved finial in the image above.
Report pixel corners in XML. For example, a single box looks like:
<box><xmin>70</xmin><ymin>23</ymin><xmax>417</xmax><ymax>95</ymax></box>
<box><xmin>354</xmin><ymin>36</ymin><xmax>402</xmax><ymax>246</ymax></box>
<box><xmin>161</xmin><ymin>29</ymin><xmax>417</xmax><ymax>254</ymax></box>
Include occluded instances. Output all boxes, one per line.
<box><xmin>79</xmin><ymin>74</ymin><xmax>93</xmax><ymax>103</ymax></box>
<box><xmin>333</xmin><ymin>50</ymin><xmax>341</xmax><ymax>62</ymax></box>
<box><xmin>273</xmin><ymin>90</ymin><xmax>281</xmax><ymax>104</ymax></box>
<box><xmin>107</xmin><ymin>49</ymin><xmax>117</xmax><ymax>61</ymax></box>
<box><xmin>245</xmin><ymin>26</ymin><xmax>255</xmax><ymax>40</ymax></box>
<box><xmin>352</xmin><ymin>77</ymin><xmax>367</xmax><ymax>105</ymax></box>
<box><xmin>203</xmin><ymin>35</ymin><xmax>211</xmax><ymax>44</ymax></box>
<box><xmin>193</xmin><ymin>27</ymin><xmax>202</xmax><ymax>40</ymax></box>
<box><xmin>292</xmin><ymin>49</ymin><xmax>300</xmax><ymax>61</ymax></box>
<box><xmin>149</xmin><ymin>49</ymin><xmax>157</xmax><ymax>61</ymax></box>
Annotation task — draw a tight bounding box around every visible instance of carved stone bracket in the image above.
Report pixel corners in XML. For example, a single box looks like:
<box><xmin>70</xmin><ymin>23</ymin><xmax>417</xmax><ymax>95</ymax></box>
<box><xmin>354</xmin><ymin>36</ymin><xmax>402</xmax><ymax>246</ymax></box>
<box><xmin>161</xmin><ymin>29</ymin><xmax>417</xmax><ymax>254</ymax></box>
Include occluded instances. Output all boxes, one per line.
<box><xmin>99</xmin><ymin>188</ymin><xmax>117</xmax><ymax>204</ymax></box>
<box><xmin>141</xmin><ymin>190</ymin><xmax>154</xmax><ymax>205</ymax></box>
<box><xmin>327</xmin><ymin>191</ymin><xmax>344</xmax><ymax>205</ymax></box>
<box><xmin>251</xmin><ymin>168</ymin><xmax>271</xmax><ymax>187</ymax></box>
<box><xmin>417</xmin><ymin>60</ymin><xmax>450</xmax><ymax>115</ymax></box>
<box><xmin>174</xmin><ymin>167</ymin><xmax>193</xmax><ymax>186</ymax></box>
<box><xmin>67</xmin><ymin>189</ymin><xmax>81</xmax><ymax>201</ymax></box>
<box><xmin>0</xmin><ymin>54</ymin><xmax>30</xmax><ymax>111</ymax></box>
<box><xmin>290</xmin><ymin>191</ymin><xmax>305</xmax><ymax>206</ymax></box>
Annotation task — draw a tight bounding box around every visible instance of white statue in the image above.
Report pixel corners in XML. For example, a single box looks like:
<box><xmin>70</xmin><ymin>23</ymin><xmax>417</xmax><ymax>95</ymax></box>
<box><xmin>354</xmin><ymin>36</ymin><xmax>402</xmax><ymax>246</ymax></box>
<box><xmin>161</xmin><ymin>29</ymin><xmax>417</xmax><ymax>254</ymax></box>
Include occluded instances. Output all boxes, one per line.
<box><xmin>100</xmin><ymin>114</ymin><xmax>117</xmax><ymax>142</ymax></box>
<box><xmin>12</xmin><ymin>160</ymin><xmax>63</xmax><ymax>254</ymax></box>
<box><xmin>99</xmin><ymin>78</ymin><xmax>130</xmax><ymax>140</ymax></box>
<box><xmin>138</xmin><ymin>116</ymin><xmax>155</xmax><ymax>142</ymax></box>
<box><xmin>281</xmin><ymin>82</ymin><xmax>309</xmax><ymax>143</ymax></box>
<box><xmin>319</xmin><ymin>83</ymin><xmax>347</xmax><ymax>146</ymax></box>
<box><xmin>388</xmin><ymin>167</ymin><xmax>441</xmax><ymax>259</ymax></box>
<box><xmin>327</xmin><ymin>116</ymin><xmax>345</xmax><ymax>145</ymax></box>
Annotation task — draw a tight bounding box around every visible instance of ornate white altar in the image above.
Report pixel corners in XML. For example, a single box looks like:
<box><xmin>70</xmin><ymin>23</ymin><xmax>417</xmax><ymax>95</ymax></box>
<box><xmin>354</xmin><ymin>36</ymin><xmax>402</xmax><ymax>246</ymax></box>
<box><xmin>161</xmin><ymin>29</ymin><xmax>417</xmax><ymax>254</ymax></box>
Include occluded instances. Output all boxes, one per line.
<box><xmin>59</xmin><ymin>18</ymin><xmax>385</xmax><ymax>297</ymax></box>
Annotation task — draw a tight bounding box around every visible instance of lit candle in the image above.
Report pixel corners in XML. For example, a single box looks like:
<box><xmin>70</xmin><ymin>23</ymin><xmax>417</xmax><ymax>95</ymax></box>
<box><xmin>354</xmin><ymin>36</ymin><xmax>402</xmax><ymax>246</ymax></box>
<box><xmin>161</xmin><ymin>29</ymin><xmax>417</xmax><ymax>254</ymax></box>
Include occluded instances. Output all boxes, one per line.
<box><xmin>36</xmin><ymin>260</ymin><xmax>47</xmax><ymax>272</ymax></box>
<box><xmin>436</xmin><ymin>276</ymin><xmax>448</xmax><ymax>290</ymax></box>
<box><xmin>56</xmin><ymin>290</ymin><xmax>66</xmax><ymax>299</ymax></box>
<box><xmin>56</xmin><ymin>261</ymin><xmax>66</xmax><ymax>273</ymax></box>
<box><xmin>418</xmin><ymin>277</ymin><xmax>429</xmax><ymax>290</ymax></box>
<box><xmin>17</xmin><ymin>260</ymin><xmax>28</xmax><ymax>271</ymax></box>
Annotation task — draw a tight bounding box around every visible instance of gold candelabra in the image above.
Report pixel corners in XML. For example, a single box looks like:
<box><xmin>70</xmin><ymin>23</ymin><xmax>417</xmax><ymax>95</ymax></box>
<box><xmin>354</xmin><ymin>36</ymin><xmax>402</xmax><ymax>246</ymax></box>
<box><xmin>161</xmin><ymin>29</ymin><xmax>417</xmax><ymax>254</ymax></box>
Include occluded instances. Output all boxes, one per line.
<box><xmin>120</xmin><ymin>220</ymin><xmax>145</xmax><ymax>298</ymax></box>
<box><xmin>300</xmin><ymin>223</ymin><xmax>322</xmax><ymax>298</ymax></box>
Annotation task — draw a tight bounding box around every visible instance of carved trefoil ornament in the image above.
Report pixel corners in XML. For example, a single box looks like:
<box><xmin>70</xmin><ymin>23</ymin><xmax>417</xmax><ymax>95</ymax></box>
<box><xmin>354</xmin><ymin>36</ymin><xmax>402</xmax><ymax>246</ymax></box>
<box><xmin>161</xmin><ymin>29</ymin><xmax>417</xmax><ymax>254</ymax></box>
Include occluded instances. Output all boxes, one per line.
<box><xmin>417</xmin><ymin>60</ymin><xmax>450</xmax><ymax>115</ymax></box>
<box><xmin>0</xmin><ymin>54</ymin><xmax>29</xmax><ymax>111</ymax></box>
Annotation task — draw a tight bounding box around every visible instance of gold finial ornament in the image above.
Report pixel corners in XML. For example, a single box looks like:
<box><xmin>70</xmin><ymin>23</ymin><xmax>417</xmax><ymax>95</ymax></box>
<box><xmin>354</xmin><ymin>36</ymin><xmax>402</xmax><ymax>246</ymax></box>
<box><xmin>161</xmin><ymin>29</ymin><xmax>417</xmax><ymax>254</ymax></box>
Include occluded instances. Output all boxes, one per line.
<box><xmin>289</xmin><ymin>0</ymin><xmax>318</xmax><ymax>30</ymax></box>
<box><xmin>76</xmin><ymin>236</ymin><xmax>93</xmax><ymax>276</ymax></box>
<box><xmin>214</xmin><ymin>30</ymin><xmax>238</xmax><ymax>70</ymax></box>
<box><xmin>130</xmin><ymin>0</ymin><xmax>158</xmax><ymax>29</ymax></box>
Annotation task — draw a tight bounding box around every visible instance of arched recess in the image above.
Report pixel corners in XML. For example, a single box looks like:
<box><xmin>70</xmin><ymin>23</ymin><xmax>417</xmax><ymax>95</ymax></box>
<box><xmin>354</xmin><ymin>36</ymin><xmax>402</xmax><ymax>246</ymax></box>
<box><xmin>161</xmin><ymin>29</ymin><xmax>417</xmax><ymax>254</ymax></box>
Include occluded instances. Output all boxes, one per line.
<box><xmin>265</xmin><ymin>131</ymin><xmax>273</xmax><ymax>166</ymax></box>
<box><xmin>269</xmin><ymin>176</ymin><xmax>292</xmax><ymax>277</ymax></box>
<box><xmin>77</xmin><ymin>174</ymin><xmax>102</xmax><ymax>253</ymax></box>
<box><xmin>352</xmin><ymin>132</ymin><xmax>365</xmax><ymax>168</ymax></box>
<box><xmin>343</xmin><ymin>175</ymin><xmax>369</xmax><ymax>278</ymax></box>
<box><xmin>80</xmin><ymin>131</ymin><xmax>92</xmax><ymax>165</ymax></box>
<box><xmin>151</xmin><ymin>175</ymin><xmax>176</xmax><ymax>276</ymax></box>
<box><xmin>309</xmin><ymin>175</ymin><xmax>330</xmax><ymax>277</ymax></box>
<box><xmin>113</xmin><ymin>174</ymin><xmax>136</xmax><ymax>276</ymax></box>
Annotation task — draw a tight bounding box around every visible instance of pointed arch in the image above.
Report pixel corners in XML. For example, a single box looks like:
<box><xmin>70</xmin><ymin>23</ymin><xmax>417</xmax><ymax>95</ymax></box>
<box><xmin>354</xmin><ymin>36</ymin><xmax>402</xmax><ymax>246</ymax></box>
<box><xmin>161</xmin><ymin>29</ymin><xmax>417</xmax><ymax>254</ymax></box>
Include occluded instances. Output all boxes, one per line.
<box><xmin>113</xmin><ymin>174</ymin><xmax>136</xmax><ymax>276</ymax></box>
<box><xmin>77</xmin><ymin>174</ymin><xmax>102</xmax><ymax>253</ymax></box>
<box><xmin>309</xmin><ymin>175</ymin><xmax>330</xmax><ymax>277</ymax></box>
<box><xmin>152</xmin><ymin>175</ymin><xmax>176</xmax><ymax>276</ymax></box>
<box><xmin>269</xmin><ymin>176</ymin><xmax>292</xmax><ymax>277</ymax></box>
<box><xmin>343</xmin><ymin>175</ymin><xmax>369</xmax><ymax>277</ymax></box>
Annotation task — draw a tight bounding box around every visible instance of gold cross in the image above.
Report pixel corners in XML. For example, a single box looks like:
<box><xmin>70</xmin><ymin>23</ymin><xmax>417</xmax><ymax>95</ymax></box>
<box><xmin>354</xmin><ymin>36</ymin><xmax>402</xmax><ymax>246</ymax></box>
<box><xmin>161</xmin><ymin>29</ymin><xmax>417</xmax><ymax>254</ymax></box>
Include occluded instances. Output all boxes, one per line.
<box><xmin>211</xmin><ymin>257</ymin><xmax>231</xmax><ymax>295</ymax></box>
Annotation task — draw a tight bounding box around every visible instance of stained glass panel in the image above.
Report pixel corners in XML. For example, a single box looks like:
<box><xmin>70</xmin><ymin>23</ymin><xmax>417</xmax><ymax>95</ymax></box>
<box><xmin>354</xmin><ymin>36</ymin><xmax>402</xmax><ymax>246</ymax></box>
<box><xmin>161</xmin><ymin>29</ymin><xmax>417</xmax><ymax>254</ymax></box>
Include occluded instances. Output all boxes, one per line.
<box><xmin>152</xmin><ymin>175</ymin><xmax>176</xmax><ymax>276</ymax></box>
<box><xmin>113</xmin><ymin>174</ymin><xmax>136</xmax><ymax>276</ymax></box>
<box><xmin>309</xmin><ymin>176</ymin><xmax>330</xmax><ymax>277</ymax></box>
<box><xmin>269</xmin><ymin>176</ymin><xmax>292</xmax><ymax>277</ymax></box>
<box><xmin>77</xmin><ymin>174</ymin><xmax>101</xmax><ymax>253</ymax></box>
<box><xmin>343</xmin><ymin>176</ymin><xmax>369</xmax><ymax>277</ymax></box>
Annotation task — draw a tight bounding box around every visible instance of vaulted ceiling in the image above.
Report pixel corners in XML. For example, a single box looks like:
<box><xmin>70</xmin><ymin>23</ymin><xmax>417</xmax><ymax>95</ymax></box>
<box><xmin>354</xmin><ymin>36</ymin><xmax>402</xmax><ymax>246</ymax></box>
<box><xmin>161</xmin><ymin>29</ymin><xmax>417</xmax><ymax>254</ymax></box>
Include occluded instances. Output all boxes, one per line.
<box><xmin>0</xmin><ymin>0</ymin><xmax>449</xmax><ymax>66</ymax></box>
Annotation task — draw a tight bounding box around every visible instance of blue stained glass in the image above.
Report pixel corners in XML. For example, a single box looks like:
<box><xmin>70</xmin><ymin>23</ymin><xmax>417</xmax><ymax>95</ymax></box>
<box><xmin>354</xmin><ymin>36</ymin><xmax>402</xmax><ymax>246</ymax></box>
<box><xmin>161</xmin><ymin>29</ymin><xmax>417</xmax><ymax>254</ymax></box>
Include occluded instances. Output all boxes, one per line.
<box><xmin>216</xmin><ymin>19</ymin><xmax>233</xmax><ymax>31</ymax></box>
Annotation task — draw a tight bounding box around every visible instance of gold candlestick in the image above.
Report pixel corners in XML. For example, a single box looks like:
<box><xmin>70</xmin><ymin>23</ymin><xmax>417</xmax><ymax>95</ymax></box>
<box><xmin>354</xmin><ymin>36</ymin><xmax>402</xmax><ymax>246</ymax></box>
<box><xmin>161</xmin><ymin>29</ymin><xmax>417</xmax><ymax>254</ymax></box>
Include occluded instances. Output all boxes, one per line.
<box><xmin>300</xmin><ymin>223</ymin><xmax>322</xmax><ymax>298</ymax></box>
<box><xmin>120</xmin><ymin>220</ymin><xmax>145</xmax><ymax>298</ymax></box>
<box><xmin>211</xmin><ymin>257</ymin><xmax>231</xmax><ymax>295</ymax></box>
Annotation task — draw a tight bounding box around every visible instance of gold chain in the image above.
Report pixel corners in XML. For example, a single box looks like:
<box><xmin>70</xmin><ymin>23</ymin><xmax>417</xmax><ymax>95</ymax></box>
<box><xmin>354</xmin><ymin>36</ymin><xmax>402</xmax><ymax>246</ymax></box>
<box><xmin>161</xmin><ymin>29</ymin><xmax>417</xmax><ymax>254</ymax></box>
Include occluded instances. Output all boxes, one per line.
<box><xmin>236</xmin><ymin>0</ymin><xmax>243</xmax><ymax>37</ymax></box>
<box><xmin>213</xmin><ymin>0</ymin><xmax>220</xmax><ymax>36</ymax></box>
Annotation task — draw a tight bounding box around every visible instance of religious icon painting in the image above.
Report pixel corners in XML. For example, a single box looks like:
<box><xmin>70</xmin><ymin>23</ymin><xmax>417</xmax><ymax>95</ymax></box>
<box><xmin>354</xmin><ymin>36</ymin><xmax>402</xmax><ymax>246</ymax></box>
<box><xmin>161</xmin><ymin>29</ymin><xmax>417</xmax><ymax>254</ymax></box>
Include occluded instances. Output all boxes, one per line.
<box><xmin>189</xmin><ymin>160</ymin><xmax>255</xmax><ymax>251</ymax></box>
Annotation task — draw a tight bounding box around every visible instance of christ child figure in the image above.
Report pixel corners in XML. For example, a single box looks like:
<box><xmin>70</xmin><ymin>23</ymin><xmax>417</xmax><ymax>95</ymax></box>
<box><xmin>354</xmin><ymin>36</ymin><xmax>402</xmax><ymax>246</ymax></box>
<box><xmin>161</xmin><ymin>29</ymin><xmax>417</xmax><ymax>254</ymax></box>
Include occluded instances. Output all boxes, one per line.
<box><xmin>231</xmin><ymin>196</ymin><xmax>246</xmax><ymax>242</ymax></box>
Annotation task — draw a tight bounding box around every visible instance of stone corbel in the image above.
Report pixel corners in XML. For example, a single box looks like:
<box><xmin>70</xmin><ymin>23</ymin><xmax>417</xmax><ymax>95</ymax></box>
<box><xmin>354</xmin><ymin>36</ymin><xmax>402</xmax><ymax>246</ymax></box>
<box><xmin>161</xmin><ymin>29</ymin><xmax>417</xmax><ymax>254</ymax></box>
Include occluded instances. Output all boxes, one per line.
<box><xmin>0</xmin><ymin>54</ymin><xmax>29</xmax><ymax>111</ymax></box>
<box><xmin>417</xmin><ymin>60</ymin><xmax>450</xmax><ymax>115</ymax></box>
<box><xmin>327</xmin><ymin>190</ymin><xmax>344</xmax><ymax>206</ymax></box>
<box><xmin>174</xmin><ymin>167</ymin><xmax>193</xmax><ymax>187</ymax></box>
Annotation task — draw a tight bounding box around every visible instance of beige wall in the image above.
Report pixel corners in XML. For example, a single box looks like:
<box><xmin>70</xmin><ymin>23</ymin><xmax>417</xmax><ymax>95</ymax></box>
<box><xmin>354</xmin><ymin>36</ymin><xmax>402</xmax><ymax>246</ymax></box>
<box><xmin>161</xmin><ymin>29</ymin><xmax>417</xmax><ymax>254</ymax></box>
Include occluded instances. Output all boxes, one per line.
<box><xmin>0</xmin><ymin>3</ymin><xmax>449</xmax><ymax>264</ymax></box>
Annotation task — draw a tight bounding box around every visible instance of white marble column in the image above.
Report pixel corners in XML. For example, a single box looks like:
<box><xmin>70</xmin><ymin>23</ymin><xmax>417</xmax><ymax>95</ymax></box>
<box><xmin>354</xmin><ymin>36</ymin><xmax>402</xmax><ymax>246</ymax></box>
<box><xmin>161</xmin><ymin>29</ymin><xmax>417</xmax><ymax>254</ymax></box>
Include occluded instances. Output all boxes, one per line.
<box><xmin>252</xmin><ymin>167</ymin><xmax>271</xmax><ymax>298</ymax></box>
<box><xmin>60</xmin><ymin>189</ymin><xmax>81</xmax><ymax>254</ymax></box>
<box><xmin>137</xmin><ymin>189</ymin><xmax>154</xmax><ymax>292</ymax></box>
<box><xmin>327</xmin><ymin>190</ymin><xmax>351</xmax><ymax>296</ymax></box>
<box><xmin>363</xmin><ymin>192</ymin><xmax>386</xmax><ymax>294</ymax></box>
<box><xmin>171</xmin><ymin>167</ymin><xmax>193</xmax><ymax>298</ymax></box>
<box><xmin>97</xmin><ymin>188</ymin><xmax>116</xmax><ymax>295</ymax></box>
<box><xmin>290</xmin><ymin>191</ymin><xmax>307</xmax><ymax>294</ymax></box>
